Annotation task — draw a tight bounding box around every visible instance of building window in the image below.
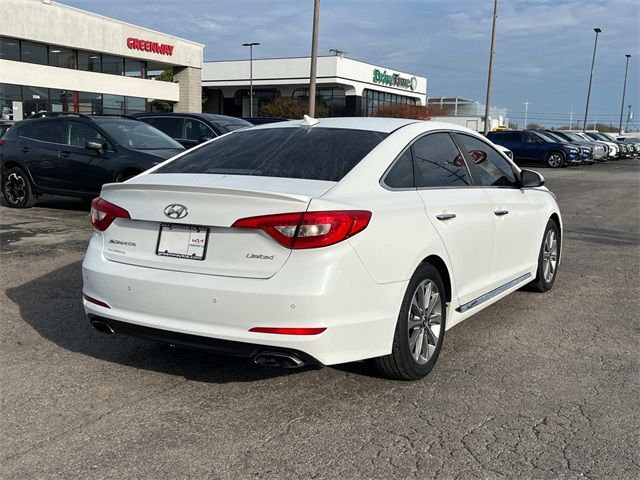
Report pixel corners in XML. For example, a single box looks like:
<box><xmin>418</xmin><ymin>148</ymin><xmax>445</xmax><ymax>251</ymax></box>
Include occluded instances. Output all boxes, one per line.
<box><xmin>102</xmin><ymin>55</ymin><xmax>124</xmax><ymax>76</ymax></box>
<box><xmin>124</xmin><ymin>59</ymin><xmax>146</xmax><ymax>78</ymax></box>
<box><xmin>78</xmin><ymin>92</ymin><xmax>103</xmax><ymax>114</ymax></box>
<box><xmin>103</xmin><ymin>94</ymin><xmax>125</xmax><ymax>114</ymax></box>
<box><xmin>20</xmin><ymin>41</ymin><xmax>48</xmax><ymax>65</ymax></box>
<box><xmin>49</xmin><ymin>89</ymin><xmax>76</xmax><ymax>112</ymax></box>
<box><xmin>48</xmin><ymin>46</ymin><xmax>76</xmax><ymax>69</ymax></box>
<box><xmin>77</xmin><ymin>51</ymin><xmax>101</xmax><ymax>72</ymax></box>
<box><xmin>361</xmin><ymin>89</ymin><xmax>417</xmax><ymax>116</ymax></box>
<box><xmin>293</xmin><ymin>87</ymin><xmax>346</xmax><ymax>117</ymax></box>
<box><xmin>0</xmin><ymin>83</ymin><xmax>22</xmax><ymax>120</ymax></box>
<box><xmin>234</xmin><ymin>88</ymin><xmax>281</xmax><ymax>117</ymax></box>
<box><xmin>0</xmin><ymin>37</ymin><xmax>20</xmax><ymax>61</ymax></box>
<box><xmin>125</xmin><ymin>96</ymin><xmax>146</xmax><ymax>114</ymax></box>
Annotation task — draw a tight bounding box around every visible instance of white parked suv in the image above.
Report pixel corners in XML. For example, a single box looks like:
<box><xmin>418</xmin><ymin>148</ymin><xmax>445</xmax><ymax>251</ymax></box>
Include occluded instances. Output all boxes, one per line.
<box><xmin>82</xmin><ymin>117</ymin><xmax>562</xmax><ymax>380</ymax></box>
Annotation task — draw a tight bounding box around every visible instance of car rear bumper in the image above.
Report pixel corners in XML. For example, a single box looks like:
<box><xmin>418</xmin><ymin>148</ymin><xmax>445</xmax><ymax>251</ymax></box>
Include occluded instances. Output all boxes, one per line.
<box><xmin>82</xmin><ymin>235</ymin><xmax>407</xmax><ymax>366</ymax></box>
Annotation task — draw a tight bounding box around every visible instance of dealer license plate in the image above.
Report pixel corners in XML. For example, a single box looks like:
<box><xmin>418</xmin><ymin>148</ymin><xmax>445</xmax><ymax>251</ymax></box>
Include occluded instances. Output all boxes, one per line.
<box><xmin>156</xmin><ymin>223</ymin><xmax>209</xmax><ymax>260</ymax></box>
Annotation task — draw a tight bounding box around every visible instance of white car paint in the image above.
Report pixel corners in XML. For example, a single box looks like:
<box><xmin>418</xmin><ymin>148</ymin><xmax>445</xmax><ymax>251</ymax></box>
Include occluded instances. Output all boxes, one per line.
<box><xmin>82</xmin><ymin>118</ymin><xmax>562</xmax><ymax>366</ymax></box>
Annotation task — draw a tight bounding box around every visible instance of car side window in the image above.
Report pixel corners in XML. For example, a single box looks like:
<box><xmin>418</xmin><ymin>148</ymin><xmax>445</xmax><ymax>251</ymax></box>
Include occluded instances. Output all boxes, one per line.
<box><xmin>411</xmin><ymin>132</ymin><xmax>470</xmax><ymax>188</ymax></box>
<box><xmin>384</xmin><ymin>149</ymin><xmax>414</xmax><ymax>188</ymax></box>
<box><xmin>67</xmin><ymin>121</ymin><xmax>111</xmax><ymax>149</ymax></box>
<box><xmin>454</xmin><ymin>133</ymin><xmax>518</xmax><ymax>187</ymax></box>
<box><xmin>22</xmin><ymin>120</ymin><xmax>65</xmax><ymax>144</ymax></box>
<box><xmin>183</xmin><ymin>119</ymin><xmax>213</xmax><ymax>141</ymax></box>
<box><xmin>148</xmin><ymin>117</ymin><xmax>183</xmax><ymax>139</ymax></box>
<box><xmin>524</xmin><ymin>132</ymin><xmax>539</xmax><ymax>143</ymax></box>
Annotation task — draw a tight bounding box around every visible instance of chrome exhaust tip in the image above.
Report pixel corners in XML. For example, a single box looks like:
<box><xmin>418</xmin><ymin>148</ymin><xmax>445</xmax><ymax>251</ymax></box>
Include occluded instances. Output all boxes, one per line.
<box><xmin>91</xmin><ymin>319</ymin><xmax>115</xmax><ymax>335</ymax></box>
<box><xmin>254</xmin><ymin>352</ymin><xmax>305</xmax><ymax>369</ymax></box>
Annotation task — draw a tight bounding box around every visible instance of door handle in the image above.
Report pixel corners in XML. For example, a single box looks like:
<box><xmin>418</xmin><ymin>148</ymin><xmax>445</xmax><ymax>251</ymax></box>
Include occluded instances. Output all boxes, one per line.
<box><xmin>20</xmin><ymin>147</ymin><xmax>29</xmax><ymax>153</ymax></box>
<box><xmin>60</xmin><ymin>151</ymin><xmax>71</xmax><ymax>158</ymax></box>
<box><xmin>436</xmin><ymin>213</ymin><xmax>456</xmax><ymax>221</ymax></box>
<box><xmin>494</xmin><ymin>210</ymin><xmax>509</xmax><ymax>216</ymax></box>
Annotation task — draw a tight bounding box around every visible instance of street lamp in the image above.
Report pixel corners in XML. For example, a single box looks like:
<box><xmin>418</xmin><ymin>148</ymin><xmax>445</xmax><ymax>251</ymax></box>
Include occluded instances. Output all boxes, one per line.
<box><xmin>619</xmin><ymin>54</ymin><xmax>631</xmax><ymax>134</ymax></box>
<box><xmin>582</xmin><ymin>27</ymin><xmax>601</xmax><ymax>131</ymax></box>
<box><xmin>242</xmin><ymin>42</ymin><xmax>260</xmax><ymax>117</ymax></box>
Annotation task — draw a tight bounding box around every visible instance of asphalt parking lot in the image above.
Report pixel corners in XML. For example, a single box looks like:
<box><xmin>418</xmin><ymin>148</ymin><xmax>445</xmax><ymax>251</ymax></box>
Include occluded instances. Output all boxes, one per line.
<box><xmin>1</xmin><ymin>160</ymin><xmax>639</xmax><ymax>480</ymax></box>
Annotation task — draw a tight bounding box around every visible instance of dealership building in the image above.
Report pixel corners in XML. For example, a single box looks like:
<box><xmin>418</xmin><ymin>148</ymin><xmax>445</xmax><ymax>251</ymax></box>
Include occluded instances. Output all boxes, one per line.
<box><xmin>202</xmin><ymin>56</ymin><xmax>427</xmax><ymax>117</ymax></box>
<box><xmin>0</xmin><ymin>0</ymin><xmax>203</xmax><ymax>120</ymax></box>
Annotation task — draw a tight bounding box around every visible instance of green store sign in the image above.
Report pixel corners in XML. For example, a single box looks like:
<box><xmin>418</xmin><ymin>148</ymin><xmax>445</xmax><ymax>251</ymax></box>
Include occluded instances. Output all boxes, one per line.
<box><xmin>373</xmin><ymin>69</ymin><xmax>418</xmax><ymax>91</ymax></box>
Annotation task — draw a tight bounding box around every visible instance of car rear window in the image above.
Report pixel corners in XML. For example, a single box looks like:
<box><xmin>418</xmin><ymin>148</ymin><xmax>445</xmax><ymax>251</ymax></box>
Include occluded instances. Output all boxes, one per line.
<box><xmin>154</xmin><ymin>127</ymin><xmax>388</xmax><ymax>181</ymax></box>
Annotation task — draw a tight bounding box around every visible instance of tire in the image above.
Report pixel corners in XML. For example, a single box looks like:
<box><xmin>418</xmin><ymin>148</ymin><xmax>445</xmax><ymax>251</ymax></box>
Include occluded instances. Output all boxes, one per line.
<box><xmin>116</xmin><ymin>170</ymin><xmax>140</xmax><ymax>183</ymax></box>
<box><xmin>1</xmin><ymin>166</ymin><xmax>36</xmax><ymax>208</ymax></box>
<box><xmin>527</xmin><ymin>219</ymin><xmax>560</xmax><ymax>292</ymax></box>
<box><xmin>373</xmin><ymin>263</ymin><xmax>447</xmax><ymax>381</ymax></box>
<box><xmin>546</xmin><ymin>151</ymin><xmax>565</xmax><ymax>168</ymax></box>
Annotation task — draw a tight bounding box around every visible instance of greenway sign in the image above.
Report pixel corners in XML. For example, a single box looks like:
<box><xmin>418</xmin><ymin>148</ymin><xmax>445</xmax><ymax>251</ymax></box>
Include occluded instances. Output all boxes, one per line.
<box><xmin>373</xmin><ymin>69</ymin><xmax>418</xmax><ymax>91</ymax></box>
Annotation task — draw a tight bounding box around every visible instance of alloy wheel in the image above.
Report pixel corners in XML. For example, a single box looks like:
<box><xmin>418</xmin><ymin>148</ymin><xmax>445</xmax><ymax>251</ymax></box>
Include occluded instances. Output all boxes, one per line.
<box><xmin>547</xmin><ymin>153</ymin><xmax>563</xmax><ymax>168</ymax></box>
<box><xmin>407</xmin><ymin>280</ymin><xmax>442</xmax><ymax>365</ymax></box>
<box><xmin>542</xmin><ymin>229</ymin><xmax>558</xmax><ymax>283</ymax></box>
<box><xmin>4</xmin><ymin>172</ymin><xmax>27</xmax><ymax>205</ymax></box>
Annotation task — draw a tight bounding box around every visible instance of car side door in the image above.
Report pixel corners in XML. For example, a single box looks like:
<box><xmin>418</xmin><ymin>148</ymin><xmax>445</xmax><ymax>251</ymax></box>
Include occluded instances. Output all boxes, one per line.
<box><xmin>522</xmin><ymin>131</ymin><xmax>546</xmax><ymax>162</ymax></box>
<box><xmin>61</xmin><ymin>120</ymin><xmax>116</xmax><ymax>195</ymax></box>
<box><xmin>182</xmin><ymin>118</ymin><xmax>215</xmax><ymax>148</ymax></box>
<box><xmin>19</xmin><ymin>118</ymin><xmax>67</xmax><ymax>190</ymax></box>
<box><xmin>412</xmin><ymin>132</ymin><xmax>496</xmax><ymax>307</ymax></box>
<box><xmin>144</xmin><ymin>117</ymin><xmax>187</xmax><ymax>148</ymax></box>
<box><xmin>453</xmin><ymin>133</ymin><xmax>542</xmax><ymax>289</ymax></box>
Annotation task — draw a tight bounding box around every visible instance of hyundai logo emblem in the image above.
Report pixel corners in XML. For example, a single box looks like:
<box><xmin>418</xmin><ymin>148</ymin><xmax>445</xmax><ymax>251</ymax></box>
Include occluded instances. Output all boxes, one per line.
<box><xmin>164</xmin><ymin>204</ymin><xmax>188</xmax><ymax>219</ymax></box>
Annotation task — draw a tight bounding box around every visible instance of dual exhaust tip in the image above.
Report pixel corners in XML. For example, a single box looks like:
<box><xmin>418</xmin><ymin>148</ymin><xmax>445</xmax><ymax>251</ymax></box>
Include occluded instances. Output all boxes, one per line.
<box><xmin>90</xmin><ymin>319</ymin><xmax>305</xmax><ymax>368</ymax></box>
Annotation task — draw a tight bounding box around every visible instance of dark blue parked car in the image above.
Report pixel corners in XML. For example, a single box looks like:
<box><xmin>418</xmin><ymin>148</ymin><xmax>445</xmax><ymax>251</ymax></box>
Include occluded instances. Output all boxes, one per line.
<box><xmin>0</xmin><ymin>113</ymin><xmax>184</xmax><ymax>208</ymax></box>
<box><xmin>487</xmin><ymin>130</ymin><xmax>582</xmax><ymax>168</ymax></box>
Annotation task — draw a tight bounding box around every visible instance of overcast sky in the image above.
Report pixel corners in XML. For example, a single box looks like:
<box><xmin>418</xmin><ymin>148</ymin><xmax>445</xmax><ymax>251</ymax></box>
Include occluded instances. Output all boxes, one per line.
<box><xmin>64</xmin><ymin>0</ymin><xmax>640</xmax><ymax>128</ymax></box>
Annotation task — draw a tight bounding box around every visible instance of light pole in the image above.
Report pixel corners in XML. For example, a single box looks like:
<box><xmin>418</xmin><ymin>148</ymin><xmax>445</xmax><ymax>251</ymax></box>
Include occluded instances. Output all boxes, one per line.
<box><xmin>242</xmin><ymin>42</ymin><xmax>260</xmax><ymax>117</ymax></box>
<box><xmin>483</xmin><ymin>0</ymin><xmax>499</xmax><ymax>135</ymax></box>
<box><xmin>523</xmin><ymin>100</ymin><xmax>529</xmax><ymax>129</ymax></box>
<box><xmin>569</xmin><ymin>105</ymin><xmax>575</xmax><ymax>130</ymax></box>
<box><xmin>582</xmin><ymin>27</ymin><xmax>601</xmax><ymax>131</ymax></box>
<box><xmin>308</xmin><ymin>0</ymin><xmax>320</xmax><ymax>117</ymax></box>
<box><xmin>619</xmin><ymin>54</ymin><xmax>631</xmax><ymax>134</ymax></box>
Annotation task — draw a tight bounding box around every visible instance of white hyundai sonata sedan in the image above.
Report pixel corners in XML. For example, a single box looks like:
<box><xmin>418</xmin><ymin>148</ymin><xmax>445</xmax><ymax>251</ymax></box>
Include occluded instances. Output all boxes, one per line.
<box><xmin>82</xmin><ymin>117</ymin><xmax>562</xmax><ymax>380</ymax></box>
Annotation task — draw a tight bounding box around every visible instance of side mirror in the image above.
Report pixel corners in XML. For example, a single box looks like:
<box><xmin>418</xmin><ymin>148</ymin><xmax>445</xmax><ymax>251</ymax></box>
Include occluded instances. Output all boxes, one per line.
<box><xmin>520</xmin><ymin>169</ymin><xmax>545</xmax><ymax>188</ymax></box>
<box><xmin>85</xmin><ymin>141</ymin><xmax>105</xmax><ymax>153</ymax></box>
<box><xmin>198</xmin><ymin>135</ymin><xmax>214</xmax><ymax>143</ymax></box>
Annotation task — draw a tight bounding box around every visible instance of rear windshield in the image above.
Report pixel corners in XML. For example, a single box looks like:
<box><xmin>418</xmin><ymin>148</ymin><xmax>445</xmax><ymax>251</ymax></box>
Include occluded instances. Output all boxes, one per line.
<box><xmin>154</xmin><ymin>127</ymin><xmax>388</xmax><ymax>181</ymax></box>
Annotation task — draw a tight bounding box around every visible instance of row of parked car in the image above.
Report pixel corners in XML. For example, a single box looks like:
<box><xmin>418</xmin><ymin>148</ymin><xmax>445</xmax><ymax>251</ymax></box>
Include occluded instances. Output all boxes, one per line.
<box><xmin>0</xmin><ymin>112</ymin><xmax>638</xmax><ymax>208</ymax></box>
<box><xmin>0</xmin><ymin>112</ymin><xmax>286</xmax><ymax>207</ymax></box>
<box><xmin>487</xmin><ymin>129</ymin><xmax>639</xmax><ymax>168</ymax></box>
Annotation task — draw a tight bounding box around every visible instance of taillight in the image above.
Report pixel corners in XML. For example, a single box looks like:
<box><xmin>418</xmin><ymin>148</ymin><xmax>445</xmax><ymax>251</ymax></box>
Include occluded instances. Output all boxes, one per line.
<box><xmin>232</xmin><ymin>210</ymin><xmax>371</xmax><ymax>249</ymax></box>
<box><xmin>249</xmin><ymin>327</ymin><xmax>326</xmax><ymax>335</ymax></box>
<box><xmin>90</xmin><ymin>197</ymin><xmax>130</xmax><ymax>231</ymax></box>
<box><xmin>0</xmin><ymin>139</ymin><xmax>6</xmax><ymax>147</ymax></box>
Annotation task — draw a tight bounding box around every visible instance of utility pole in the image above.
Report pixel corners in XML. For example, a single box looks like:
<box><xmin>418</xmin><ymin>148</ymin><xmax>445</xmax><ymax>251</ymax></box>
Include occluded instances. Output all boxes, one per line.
<box><xmin>619</xmin><ymin>54</ymin><xmax>631</xmax><ymax>134</ymax></box>
<box><xmin>483</xmin><ymin>0</ymin><xmax>499</xmax><ymax>135</ymax></box>
<box><xmin>583</xmin><ymin>27</ymin><xmax>601</xmax><ymax>131</ymax></box>
<box><xmin>308</xmin><ymin>0</ymin><xmax>320</xmax><ymax>117</ymax></box>
<box><xmin>242</xmin><ymin>42</ymin><xmax>260</xmax><ymax>117</ymax></box>
<box><xmin>524</xmin><ymin>99</ymin><xmax>529</xmax><ymax>129</ymax></box>
<box><xmin>626</xmin><ymin>105</ymin><xmax>632</xmax><ymax>132</ymax></box>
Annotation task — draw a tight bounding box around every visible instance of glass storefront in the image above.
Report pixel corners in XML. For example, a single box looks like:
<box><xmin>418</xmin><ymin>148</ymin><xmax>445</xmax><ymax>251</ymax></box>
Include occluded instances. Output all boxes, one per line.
<box><xmin>361</xmin><ymin>89</ymin><xmax>417</xmax><ymax>116</ymax></box>
<box><xmin>293</xmin><ymin>87</ymin><xmax>346</xmax><ymax>117</ymax></box>
<box><xmin>1</xmin><ymin>83</ymin><xmax>147</xmax><ymax>118</ymax></box>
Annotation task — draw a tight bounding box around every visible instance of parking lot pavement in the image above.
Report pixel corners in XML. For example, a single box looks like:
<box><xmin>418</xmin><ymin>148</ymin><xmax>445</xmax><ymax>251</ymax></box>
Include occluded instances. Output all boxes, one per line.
<box><xmin>1</xmin><ymin>160</ymin><xmax>638</xmax><ymax>480</ymax></box>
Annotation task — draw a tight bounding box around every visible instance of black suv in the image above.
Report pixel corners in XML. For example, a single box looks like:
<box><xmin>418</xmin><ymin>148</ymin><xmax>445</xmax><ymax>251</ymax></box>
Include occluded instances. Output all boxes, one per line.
<box><xmin>0</xmin><ymin>113</ymin><xmax>184</xmax><ymax>208</ymax></box>
<box><xmin>132</xmin><ymin>112</ymin><xmax>252</xmax><ymax>149</ymax></box>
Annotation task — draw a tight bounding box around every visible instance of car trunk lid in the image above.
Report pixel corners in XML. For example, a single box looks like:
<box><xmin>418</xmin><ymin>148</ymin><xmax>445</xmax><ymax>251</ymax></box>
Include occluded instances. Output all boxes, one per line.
<box><xmin>98</xmin><ymin>174</ymin><xmax>336</xmax><ymax>278</ymax></box>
